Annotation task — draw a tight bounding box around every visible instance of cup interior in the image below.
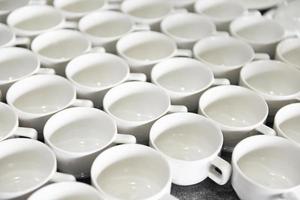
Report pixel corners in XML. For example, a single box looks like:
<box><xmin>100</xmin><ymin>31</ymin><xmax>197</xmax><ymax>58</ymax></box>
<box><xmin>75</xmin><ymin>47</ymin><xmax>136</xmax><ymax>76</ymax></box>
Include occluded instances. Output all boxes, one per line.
<box><xmin>0</xmin><ymin>47</ymin><xmax>39</xmax><ymax>83</ymax></box>
<box><xmin>80</xmin><ymin>11</ymin><xmax>133</xmax><ymax>39</ymax></box>
<box><xmin>194</xmin><ymin>36</ymin><xmax>254</xmax><ymax>67</ymax></box>
<box><xmin>117</xmin><ymin>31</ymin><xmax>176</xmax><ymax>62</ymax></box>
<box><xmin>152</xmin><ymin>58</ymin><xmax>213</xmax><ymax>94</ymax></box>
<box><xmin>0</xmin><ymin>24</ymin><xmax>13</xmax><ymax>47</ymax></box>
<box><xmin>242</xmin><ymin>61</ymin><xmax>300</xmax><ymax>97</ymax></box>
<box><xmin>277</xmin><ymin>38</ymin><xmax>300</xmax><ymax>68</ymax></box>
<box><xmin>45</xmin><ymin>107</ymin><xmax>116</xmax><ymax>153</ymax></box>
<box><xmin>201</xmin><ymin>86</ymin><xmax>267</xmax><ymax>128</ymax></box>
<box><xmin>0</xmin><ymin>103</ymin><xmax>17</xmax><ymax>141</ymax></box>
<box><xmin>0</xmin><ymin>0</ymin><xmax>29</xmax><ymax>12</ymax></box>
<box><xmin>104</xmin><ymin>82</ymin><xmax>169</xmax><ymax>122</ymax></box>
<box><xmin>151</xmin><ymin>113</ymin><xmax>222</xmax><ymax>161</ymax></box>
<box><xmin>7</xmin><ymin>75</ymin><xmax>75</xmax><ymax>115</ymax></box>
<box><xmin>54</xmin><ymin>0</ymin><xmax>105</xmax><ymax>14</ymax></box>
<box><xmin>0</xmin><ymin>139</ymin><xmax>55</xmax><ymax>195</ymax></box>
<box><xmin>67</xmin><ymin>53</ymin><xmax>129</xmax><ymax>90</ymax></box>
<box><xmin>32</xmin><ymin>30</ymin><xmax>90</xmax><ymax>60</ymax></box>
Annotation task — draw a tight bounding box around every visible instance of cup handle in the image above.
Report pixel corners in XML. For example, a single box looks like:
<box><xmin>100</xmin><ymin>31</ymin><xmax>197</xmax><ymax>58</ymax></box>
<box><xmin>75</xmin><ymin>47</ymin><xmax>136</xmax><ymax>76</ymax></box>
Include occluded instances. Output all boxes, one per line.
<box><xmin>295</xmin><ymin>96</ymin><xmax>300</xmax><ymax>101</ymax></box>
<box><xmin>72</xmin><ymin>99</ymin><xmax>94</xmax><ymax>108</ymax></box>
<box><xmin>103</xmin><ymin>2</ymin><xmax>121</xmax><ymax>11</ymax></box>
<box><xmin>113</xmin><ymin>134</ymin><xmax>136</xmax><ymax>144</ymax></box>
<box><xmin>132</xmin><ymin>24</ymin><xmax>151</xmax><ymax>32</ymax></box>
<box><xmin>255</xmin><ymin>124</ymin><xmax>276</xmax><ymax>136</ymax></box>
<box><xmin>50</xmin><ymin>172</ymin><xmax>76</xmax><ymax>182</ymax></box>
<box><xmin>208</xmin><ymin>156</ymin><xmax>232</xmax><ymax>185</ymax></box>
<box><xmin>170</xmin><ymin>8</ymin><xmax>188</xmax><ymax>14</ymax></box>
<box><xmin>127</xmin><ymin>73</ymin><xmax>147</xmax><ymax>82</ymax></box>
<box><xmin>87</xmin><ymin>47</ymin><xmax>106</xmax><ymax>54</ymax></box>
<box><xmin>168</xmin><ymin>105</ymin><xmax>188</xmax><ymax>113</ymax></box>
<box><xmin>243</xmin><ymin>10</ymin><xmax>262</xmax><ymax>17</ymax></box>
<box><xmin>159</xmin><ymin>194</ymin><xmax>179</xmax><ymax>200</ymax></box>
<box><xmin>13</xmin><ymin>37</ymin><xmax>30</xmax><ymax>47</ymax></box>
<box><xmin>254</xmin><ymin>53</ymin><xmax>270</xmax><ymax>61</ymax></box>
<box><xmin>276</xmin><ymin>188</ymin><xmax>300</xmax><ymax>200</ymax></box>
<box><xmin>28</xmin><ymin>0</ymin><xmax>47</xmax><ymax>5</ymax></box>
<box><xmin>36</xmin><ymin>68</ymin><xmax>56</xmax><ymax>75</ymax></box>
<box><xmin>174</xmin><ymin>49</ymin><xmax>192</xmax><ymax>58</ymax></box>
<box><xmin>61</xmin><ymin>21</ymin><xmax>78</xmax><ymax>29</ymax></box>
<box><xmin>212</xmin><ymin>78</ymin><xmax>230</xmax><ymax>86</ymax></box>
<box><xmin>213</xmin><ymin>31</ymin><xmax>229</xmax><ymax>37</ymax></box>
<box><xmin>14</xmin><ymin>127</ymin><xmax>38</xmax><ymax>140</ymax></box>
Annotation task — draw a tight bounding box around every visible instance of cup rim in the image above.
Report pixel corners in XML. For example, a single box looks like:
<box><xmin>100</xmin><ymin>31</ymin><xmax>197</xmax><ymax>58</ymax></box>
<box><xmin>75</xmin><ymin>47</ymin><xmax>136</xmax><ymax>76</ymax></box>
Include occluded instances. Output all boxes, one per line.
<box><xmin>276</xmin><ymin>38</ymin><xmax>300</xmax><ymax>70</ymax></box>
<box><xmin>0</xmin><ymin>102</ymin><xmax>18</xmax><ymax>141</ymax></box>
<box><xmin>0</xmin><ymin>0</ymin><xmax>30</xmax><ymax>14</ymax></box>
<box><xmin>0</xmin><ymin>23</ymin><xmax>15</xmax><ymax>47</ymax></box>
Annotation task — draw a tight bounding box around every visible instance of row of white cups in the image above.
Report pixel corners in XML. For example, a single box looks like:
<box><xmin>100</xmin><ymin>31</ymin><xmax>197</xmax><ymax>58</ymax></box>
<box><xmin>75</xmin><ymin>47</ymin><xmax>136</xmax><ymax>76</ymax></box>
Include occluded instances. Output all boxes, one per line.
<box><xmin>1</xmin><ymin>0</ymin><xmax>300</xmax><ymax>200</ymax></box>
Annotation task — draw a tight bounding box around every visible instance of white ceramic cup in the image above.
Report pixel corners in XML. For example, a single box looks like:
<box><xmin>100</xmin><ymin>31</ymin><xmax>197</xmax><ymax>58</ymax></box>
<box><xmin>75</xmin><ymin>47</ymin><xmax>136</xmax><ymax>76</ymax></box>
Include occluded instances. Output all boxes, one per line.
<box><xmin>276</xmin><ymin>37</ymin><xmax>300</xmax><ymax>70</ymax></box>
<box><xmin>0</xmin><ymin>138</ymin><xmax>76</xmax><ymax>200</ymax></box>
<box><xmin>150</xmin><ymin>112</ymin><xmax>231</xmax><ymax>186</ymax></box>
<box><xmin>117</xmin><ymin>31</ymin><xmax>192</xmax><ymax>78</ymax></box>
<box><xmin>161</xmin><ymin>12</ymin><xmax>228</xmax><ymax>49</ymax></box>
<box><xmin>6</xmin><ymin>74</ymin><xmax>94</xmax><ymax>135</ymax></box>
<box><xmin>91</xmin><ymin>144</ymin><xmax>178</xmax><ymax>200</ymax></box>
<box><xmin>239</xmin><ymin>60</ymin><xmax>300</xmax><ymax>117</ymax></box>
<box><xmin>44</xmin><ymin>107</ymin><xmax>136</xmax><ymax>178</ymax></box>
<box><xmin>0</xmin><ymin>47</ymin><xmax>55</xmax><ymax>100</ymax></box>
<box><xmin>31</xmin><ymin>29</ymin><xmax>93</xmax><ymax>76</ymax></box>
<box><xmin>0</xmin><ymin>102</ymin><xmax>37</xmax><ymax>142</ymax></box>
<box><xmin>7</xmin><ymin>5</ymin><xmax>77</xmax><ymax>38</ymax></box>
<box><xmin>274</xmin><ymin>103</ymin><xmax>300</xmax><ymax>147</ymax></box>
<box><xmin>103</xmin><ymin>81</ymin><xmax>188</xmax><ymax>144</ymax></box>
<box><xmin>232</xmin><ymin>135</ymin><xmax>300</xmax><ymax>200</ymax></box>
<box><xmin>198</xmin><ymin>85</ymin><xmax>275</xmax><ymax>150</ymax></box>
<box><xmin>66</xmin><ymin>52</ymin><xmax>146</xmax><ymax>108</ymax></box>
<box><xmin>193</xmin><ymin>35</ymin><xmax>269</xmax><ymax>84</ymax></box>
<box><xmin>0</xmin><ymin>23</ymin><xmax>30</xmax><ymax>48</ymax></box>
<box><xmin>151</xmin><ymin>57</ymin><xmax>230</xmax><ymax>112</ymax></box>
<box><xmin>28</xmin><ymin>182</ymin><xmax>103</xmax><ymax>200</ymax></box>
<box><xmin>79</xmin><ymin>10</ymin><xmax>150</xmax><ymax>53</ymax></box>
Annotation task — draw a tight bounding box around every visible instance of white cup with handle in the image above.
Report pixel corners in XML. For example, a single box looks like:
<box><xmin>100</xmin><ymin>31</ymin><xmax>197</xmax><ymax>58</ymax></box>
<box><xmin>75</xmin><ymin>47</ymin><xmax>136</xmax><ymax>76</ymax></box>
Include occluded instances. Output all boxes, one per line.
<box><xmin>79</xmin><ymin>10</ymin><xmax>150</xmax><ymax>53</ymax></box>
<box><xmin>66</xmin><ymin>52</ymin><xmax>146</xmax><ymax>108</ymax></box>
<box><xmin>198</xmin><ymin>85</ymin><xmax>275</xmax><ymax>151</ymax></box>
<box><xmin>44</xmin><ymin>107</ymin><xmax>136</xmax><ymax>179</ymax></box>
<box><xmin>103</xmin><ymin>81</ymin><xmax>188</xmax><ymax>144</ymax></box>
<box><xmin>150</xmin><ymin>112</ymin><xmax>232</xmax><ymax>186</ymax></box>
<box><xmin>276</xmin><ymin>37</ymin><xmax>300</xmax><ymax>70</ymax></box>
<box><xmin>0</xmin><ymin>138</ymin><xmax>76</xmax><ymax>200</ymax></box>
<box><xmin>28</xmin><ymin>182</ymin><xmax>103</xmax><ymax>200</ymax></box>
<box><xmin>6</xmin><ymin>74</ymin><xmax>94</xmax><ymax>136</ymax></box>
<box><xmin>151</xmin><ymin>57</ymin><xmax>230</xmax><ymax>112</ymax></box>
<box><xmin>0</xmin><ymin>47</ymin><xmax>55</xmax><ymax>100</ymax></box>
<box><xmin>239</xmin><ymin>60</ymin><xmax>300</xmax><ymax>118</ymax></box>
<box><xmin>0</xmin><ymin>23</ymin><xmax>30</xmax><ymax>48</ymax></box>
<box><xmin>232</xmin><ymin>135</ymin><xmax>300</xmax><ymax>200</ymax></box>
<box><xmin>91</xmin><ymin>144</ymin><xmax>178</xmax><ymax>200</ymax></box>
<box><xmin>193</xmin><ymin>35</ymin><xmax>269</xmax><ymax>84</ymax></box>
<box><xmin>117</xmin><ymin>31</ymin><xmax>192</xmax><ymax>79</ymax></box>
<box><xmin>0</xmin><ymin>102</ymin><xmax>37</xmax><ymax>142</ymax></box>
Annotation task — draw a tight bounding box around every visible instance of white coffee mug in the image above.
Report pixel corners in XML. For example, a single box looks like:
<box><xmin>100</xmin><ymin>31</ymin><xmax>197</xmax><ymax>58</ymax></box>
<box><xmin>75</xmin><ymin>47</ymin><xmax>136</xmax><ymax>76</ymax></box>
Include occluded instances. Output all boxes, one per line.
<box><xmin>198</xmin><ymin>85</ymin><xmax>275</xmax><ymax>150</ymax></box>
<box><xmin>117</xmin><ymin>31</ymin><xmax>192</xmax><ymax>78</ymax></box>
<box><xmin>0</xmin><ymin>138</ymin><xmax>76</xmax><ymax>200</ymax></box>
<box><xmin>44</xmin><ymin>107</ymin><xmax>136</xmax><ymax>178</ymax></box>
<box><xmin>91</xmin><ymin>144</ymin><xmax>178</xmax><ymax>200</ymax></box>
<box><xmin>103</xmin><ymin>81</ymin><xmax>188</xmax><ymax>144</ymax></box>
<box><xmin>232</xmin><ymin>135</ymin><xmax>300</xmax><ymax>200</ymax></box>
<box><xmin>239</xmin><ymin>60</ymin><xmax>300</xmax><ymax>117</ymax></box>
<box><xmin>161</xmin><ymin>12</ymin><xmax>228</xmax><ymax>49</ymax></box>
<box><xmin>151</xmin><ymin>57</ymin><xmax>230</xmax><ymax>112</ymax></box>
<box><xmin>150</xmin><ymin>112</ymin><xmax>232</xmax><ymax>186</ymax></box>
<box><xmin>193</xmin><ymin>35</ymin><xmax>269</xmax><ymax>84</ymax></box>
<box><xmin>28</xmin><ymin>182</ymin><xmax>103</xmax><ymax>200</ymax></box>
<box><xmin>0</xmin><ymin>23</ymin><xmax>30</xmax><ymax>48</ymax></box>
<box><xmin>31</xmin><ymin>29</ymin><xmax>93</xmax><ymax>76</ymax></box>
<box><xmin>274</xmin><ymin>103</ymin><xmax>300</xmax><ymax>146</ymax></box>
<box><xmin>0</xmin><ymin>102</ymin><xmax>37</xmax><ymax>142</ymax></box>
<box><xmin>79</xmin><ymin>10</ymin><xmax>150</xmax><ymax>53</ymax></box>
<box><xmin>66</xmin><ymin>52</ymin><xmax>146</xmax><ymax>108</ymax></box>
<box><xmin>276</xmin><ymin>37</ymin><xmax>300</xmax><ymax>70</ymax></box>
<box><xmin>7</xmin><ymin>5</ymin><xmax>77</xmax><ymax>38</ymax></box>
<box><xmin>6</xmin><ymin>74</ymin><xmax>94</xmax><ymax>135</ymax></box>
<box><xmin>0</xmin><ymin>47</ymin><xmax>55</xmax><ymax>100</ymax></box>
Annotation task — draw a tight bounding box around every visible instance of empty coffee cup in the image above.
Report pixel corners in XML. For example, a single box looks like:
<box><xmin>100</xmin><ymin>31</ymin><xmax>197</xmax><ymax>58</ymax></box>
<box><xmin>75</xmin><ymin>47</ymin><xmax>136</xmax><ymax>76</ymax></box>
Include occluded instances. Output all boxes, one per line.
<box><xmin>276</xmin><ymin>37</ymin><xmax>300</xmax><ymax>70</ymax></box>
<box><xmin>79</xmin><ymin>10</ymin><xmax>150</xmax><ymax>53</ymax></box>
<box><xmin>0</xmin><ymin>0</ymin><xmax>35</xmax><ymax>23</ymax></box>
<box><xmin>0</xmin><ymin>23</ymin><xmax>30</xmax><ymax>48</ymax></box>
<box><xmin>117</xmin><ymin>31</ymin><xmax>192</xmax><ymax>78</ymax></box>
<box><xmin>151</xmin><ymin>57</ymin><xmax>230</xmax><ymax>112</ymax></box>
<box><xmin>0</xmin><ymin>138</ymin><xmax>75</xmax><ymax>200</ymax></box>
<box><xmin>44</xmin><ymin>107</ymin><xmax>136</xmax><ymax>178</ymax></box>
<box><xmin>150</xmin><ymin>112</ymin><xmax>231</xmax><ymax>186</ymax></box>
<box><xmin>239</xmin><ymin>60</ymin><xmax>300</xmax><ymax>117</ymax></box>
<box><xmin>6</xmin><ymin>75</ymin><xmax>93</xmax><ymax>135</ymax></box>
<box><xmin>193</xmin><ymin>35</ymin><xmax>269</xmax><ymax>84</ymax></box>
<box><xmin>199</xmin><ymin>85</ymin><xmax>275</xmax><ymax>150</ymax></box>
<box><xmin>91</xmin><ymin>144</ymin><xmax>178</xmax><ymax>200</ymax></box>
<box><xmin>103</xmin><ymin>81</ymin><xmax>188</xmax><ymax>144</ymax></box>
<box><xmin>66</xmin><ymin>52</ymin><xmax>146</xmax><ymax>108</ymax></box>
<box><xmin>232</xmin><ymin>135</ymin><xmax>300</xmax><ymax>200</ymax></box>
